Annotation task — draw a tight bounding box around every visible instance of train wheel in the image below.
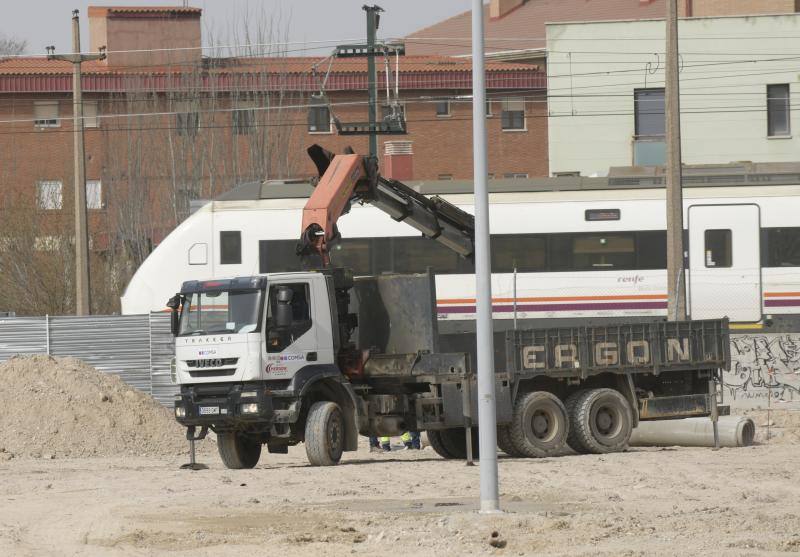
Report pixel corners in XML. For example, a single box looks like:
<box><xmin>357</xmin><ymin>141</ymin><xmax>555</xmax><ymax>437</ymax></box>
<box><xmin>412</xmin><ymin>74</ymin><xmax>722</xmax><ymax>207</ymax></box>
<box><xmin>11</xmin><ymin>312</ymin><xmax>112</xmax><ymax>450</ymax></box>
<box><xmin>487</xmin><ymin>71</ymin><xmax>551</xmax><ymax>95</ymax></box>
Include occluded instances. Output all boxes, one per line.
<box><xmin>566</xmin><ymin>388</ymin><xmax>632</xmax><ymax>454</ymax></box>
<box><xmin>509</xmin><ymin>391</ymin><xmax>569</xmax><ymax>457</ymax></box>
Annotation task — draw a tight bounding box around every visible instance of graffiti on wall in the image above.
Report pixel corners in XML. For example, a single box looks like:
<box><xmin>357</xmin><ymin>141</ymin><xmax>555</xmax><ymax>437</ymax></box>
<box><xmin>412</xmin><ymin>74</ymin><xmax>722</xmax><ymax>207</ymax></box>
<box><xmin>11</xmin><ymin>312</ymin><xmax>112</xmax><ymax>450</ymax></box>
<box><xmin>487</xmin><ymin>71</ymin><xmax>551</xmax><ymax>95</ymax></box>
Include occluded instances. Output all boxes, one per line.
<box><xmin>726</xmin><ymin>334</ymin><xmax>800</xmax><ymax>409</ymax></box>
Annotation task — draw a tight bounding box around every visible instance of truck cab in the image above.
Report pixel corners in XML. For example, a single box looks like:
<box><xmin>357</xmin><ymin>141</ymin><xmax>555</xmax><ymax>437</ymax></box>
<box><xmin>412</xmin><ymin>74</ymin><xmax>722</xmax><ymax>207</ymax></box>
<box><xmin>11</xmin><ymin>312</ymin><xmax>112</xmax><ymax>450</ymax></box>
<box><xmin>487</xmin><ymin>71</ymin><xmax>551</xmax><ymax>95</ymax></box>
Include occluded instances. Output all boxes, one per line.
<box><xmin>171</xmin><ymin>271</ymin><xmax>362</xmax><ymax>468</ymax></box>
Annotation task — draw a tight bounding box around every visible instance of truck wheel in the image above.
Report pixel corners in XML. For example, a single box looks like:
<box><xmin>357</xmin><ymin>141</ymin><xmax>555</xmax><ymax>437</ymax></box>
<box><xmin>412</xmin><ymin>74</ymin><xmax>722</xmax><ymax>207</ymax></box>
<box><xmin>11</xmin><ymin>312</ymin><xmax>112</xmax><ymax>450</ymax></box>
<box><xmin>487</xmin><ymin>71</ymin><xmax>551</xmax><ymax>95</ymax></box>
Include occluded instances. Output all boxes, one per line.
<box><xmin>217</xmin><ymin>432</ymin><xmax>261</xmax><ymax>469</ymax></box>
<box><xmin>566</xmin><ymin>388</ymin><xmax>633</xmax><ymax>454</ymax></box>
<box><xmin>427</xmin><ymin>430</ymin><xmax>456</xmax><ymax>459</ymax></box>
<box><xmin>439</xmin><ymin>428</ymin><xmax>480</xmax><ymax>460</ymax></box>
<box><xmin>305</xmin><ymin>401</ymin><xmax>344</xmax><ymax>466</ymax></box>
<box><xmin>509</xmin><ymin>391</ymin><xmax>569</xmax><ymax>457</ymax></box>
<box><xmin>497</xmin><ymin>425</ymin><xmax>525</xmax><ymax>457</ymax></box>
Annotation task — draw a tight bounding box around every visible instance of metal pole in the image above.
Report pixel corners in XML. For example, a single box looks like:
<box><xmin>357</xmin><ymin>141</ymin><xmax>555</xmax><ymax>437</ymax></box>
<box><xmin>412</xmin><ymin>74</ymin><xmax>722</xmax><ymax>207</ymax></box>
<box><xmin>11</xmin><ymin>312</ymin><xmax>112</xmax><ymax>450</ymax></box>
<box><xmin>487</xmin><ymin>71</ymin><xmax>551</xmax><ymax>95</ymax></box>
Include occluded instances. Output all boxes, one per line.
<box><xmin>666</xmin><ymin>0</ymin><xmax>687</xmax><ymax>321</ymax></box>
<box><xmin>365</xmin><ymin>5</ymin><xmax>380</xmax><ymax>158</ymax></box>
<box><xmin>472</xmin><ymin>0</ymin><xmax>500</xmax><ymax>514</ymax></box>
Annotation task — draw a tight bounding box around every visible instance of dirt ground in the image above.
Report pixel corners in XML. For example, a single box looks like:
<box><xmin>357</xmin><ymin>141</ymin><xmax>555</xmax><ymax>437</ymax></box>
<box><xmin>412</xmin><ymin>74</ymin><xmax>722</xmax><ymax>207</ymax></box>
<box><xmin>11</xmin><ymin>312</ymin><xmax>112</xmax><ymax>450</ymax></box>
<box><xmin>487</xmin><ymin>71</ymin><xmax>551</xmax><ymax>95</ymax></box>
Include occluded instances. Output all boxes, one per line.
<box><xmin>1</xmin><ymin>438</ymin><xmax>799</xmax><ymax>557</ymax></box>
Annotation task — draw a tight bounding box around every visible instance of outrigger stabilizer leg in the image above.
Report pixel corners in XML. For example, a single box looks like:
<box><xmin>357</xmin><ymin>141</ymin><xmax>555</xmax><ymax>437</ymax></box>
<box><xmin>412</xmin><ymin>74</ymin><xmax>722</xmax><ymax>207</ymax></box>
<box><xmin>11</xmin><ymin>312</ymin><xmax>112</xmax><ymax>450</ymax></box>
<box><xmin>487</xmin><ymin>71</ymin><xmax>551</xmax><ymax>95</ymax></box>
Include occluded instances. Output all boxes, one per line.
<box><xmin>180</xmin><ymin>425</ymin><xmax>209</xmax><ymax>470</ymax></box>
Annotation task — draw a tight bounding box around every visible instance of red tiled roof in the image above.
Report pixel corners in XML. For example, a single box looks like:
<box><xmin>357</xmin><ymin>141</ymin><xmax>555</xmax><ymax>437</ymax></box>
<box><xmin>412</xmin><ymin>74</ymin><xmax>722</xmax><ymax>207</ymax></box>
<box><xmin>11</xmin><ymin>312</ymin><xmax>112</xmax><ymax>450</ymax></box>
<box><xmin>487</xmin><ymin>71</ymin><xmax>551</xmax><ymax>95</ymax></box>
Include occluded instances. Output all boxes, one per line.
<box><xmin>406</xmin><ymin>0</ymin><xmax>666</xmax><ymax>56</ymax></box>
<box><xmin>0</xmin><ymin>55</ymin><xmax>538</xmax><ymax>76</ymax></box>
<box><xmin>87</xmin><ymin>6</ymin><xmax>202</xmax><ymax>17</ymax></box>
<box><xmin>0</xmin><ymin>55</ymin><xmax>545</xmax><ymax>93</ymax></box>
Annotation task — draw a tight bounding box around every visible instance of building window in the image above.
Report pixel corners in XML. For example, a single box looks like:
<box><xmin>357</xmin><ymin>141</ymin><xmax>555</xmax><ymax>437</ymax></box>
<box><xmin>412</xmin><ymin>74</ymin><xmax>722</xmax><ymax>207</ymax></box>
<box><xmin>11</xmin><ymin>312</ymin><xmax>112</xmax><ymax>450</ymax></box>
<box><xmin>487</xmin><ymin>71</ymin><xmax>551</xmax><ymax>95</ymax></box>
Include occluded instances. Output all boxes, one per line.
<box><xmin>503</xmin><ymin>173</ymin><xmax>529</xmax><ymax>179</ymax></box>
<box><xmin>86</xmin><ymin>180</ymin><xmax>102</xmax><ymax>209</ymax></box>
<box><xmin>308</xmin><ymin>98</ymin><xmax>331</xmax><ymax>133</ymax></box>
<box><xmin>220</xmin><ymin>231</ymin><xmax>242</xmax><ymax>264</ymax></box>
<box><xmin>486</xmin><ymin>99</ymin><xmax>493</xmax><ymax>117</ymax></box>
<box><xmin>34</xmin><ymin>101</ymin><xmax>59</xmax><ymax>128</ymax></box>
<box><xmin>634</xmin><ymin>88</ymin><xmax>665</xmax><ymax>137</ymax></box>
<box><xmin>437</xmin><ymin>174</ymin><xmax>454</xmax><ymax>180</ymax></box>
<box><xmin>83</xmin><ymin>101</ymin><xmax>99</xmax><ymax>128</ymax></box>
<box><xmin>37</xmin><ymin>180</ymin><xmax>63</xmax><ymax>210</ymax></box>
<box><xmin>436</xmin><ymin>100</ymin><xmax>451</xmax><ymax>117</ymax></box>
<box><xmin>705</xmin><ymin>229</ymin><xmax>732</xmax><ymax>268</ymax></box>
<box><xmin>175</xmin><ymin>101</ymin><xmax>199</xmax><ymax>136</ymax></box>
<box><xmin>501</xmin><ymin>98</ymin><xmax>525</xmax><ymax>130</ymax></box>
<box><xmin>767</xmin><ymin>84</ymin><xmax>790</xmax><ymax>137</ymax></box>
<box><xmin>233</xmin><ymin>102</ymin><xmax>256</xmax><ymax>135</ymax></box>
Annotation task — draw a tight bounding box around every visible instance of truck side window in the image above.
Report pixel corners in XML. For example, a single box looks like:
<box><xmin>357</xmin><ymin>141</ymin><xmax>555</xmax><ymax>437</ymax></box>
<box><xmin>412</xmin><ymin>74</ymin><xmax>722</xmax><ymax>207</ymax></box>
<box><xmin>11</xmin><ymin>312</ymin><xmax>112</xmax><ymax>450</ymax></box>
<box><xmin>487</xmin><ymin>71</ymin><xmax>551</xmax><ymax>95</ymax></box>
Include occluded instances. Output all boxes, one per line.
<box><xmin>266</xmin><ymin>283</ymin><xmax>312</xmax><ymax>352</ymax></box>
<box><xmin>705</xmin><ymin>229</ymin><xmax>732</xmax><ymax>268</ymax></box>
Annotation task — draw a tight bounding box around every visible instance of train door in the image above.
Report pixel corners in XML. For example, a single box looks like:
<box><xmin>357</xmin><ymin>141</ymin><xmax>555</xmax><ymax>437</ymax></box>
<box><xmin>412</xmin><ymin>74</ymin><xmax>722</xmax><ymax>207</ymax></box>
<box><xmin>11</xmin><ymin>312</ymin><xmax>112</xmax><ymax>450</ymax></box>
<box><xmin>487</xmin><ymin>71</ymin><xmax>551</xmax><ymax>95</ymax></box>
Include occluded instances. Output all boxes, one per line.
<box><xmin>688</xmin><ymin>204</ymin><xmax>762</xmax><ymax>322</ymax></box>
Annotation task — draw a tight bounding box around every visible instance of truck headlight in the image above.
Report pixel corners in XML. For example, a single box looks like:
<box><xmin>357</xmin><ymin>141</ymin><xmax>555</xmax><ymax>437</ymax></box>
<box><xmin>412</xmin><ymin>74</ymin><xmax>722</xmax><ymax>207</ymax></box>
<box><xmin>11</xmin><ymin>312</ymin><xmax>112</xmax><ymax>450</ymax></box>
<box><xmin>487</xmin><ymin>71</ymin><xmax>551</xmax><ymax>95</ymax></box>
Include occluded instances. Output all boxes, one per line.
<box><xmin>240</xmin><ymin>403</ymin><xmax>259</xmax><ymax>414</ymax></box>
<box><xmin>175</xmin><ymin>406</ymin><xmax>186</xmax><ymax>418</ymax></box>
<box><xmin>170</xmin><ymin>358</ymin><xmax>177</xmax><ymax>384</ymax></box>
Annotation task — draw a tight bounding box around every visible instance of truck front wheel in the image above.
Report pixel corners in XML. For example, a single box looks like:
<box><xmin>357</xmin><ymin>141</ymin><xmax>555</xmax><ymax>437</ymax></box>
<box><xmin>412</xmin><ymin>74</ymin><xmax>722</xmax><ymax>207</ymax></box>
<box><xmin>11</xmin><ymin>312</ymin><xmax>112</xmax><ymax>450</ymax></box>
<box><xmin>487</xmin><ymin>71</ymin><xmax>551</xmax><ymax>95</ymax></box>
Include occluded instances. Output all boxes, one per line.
<box><xmin>509</xmin><ymin>391</ymin><xmax>569</xmax><ymax>457</ymax></box>
<box><xmin>217</xmin><ymin>432</ymin><xmax>262</xmax><ymax>469</ymax></box>
<box><xmin>305</xmin><ymin>401</ymin><xmax>344</xmax><ymax>466</ymax></box>
<box><xmin>566</xmin><ymin>388</ymin><xmax>633</xmax><ymax>454</ymax></box>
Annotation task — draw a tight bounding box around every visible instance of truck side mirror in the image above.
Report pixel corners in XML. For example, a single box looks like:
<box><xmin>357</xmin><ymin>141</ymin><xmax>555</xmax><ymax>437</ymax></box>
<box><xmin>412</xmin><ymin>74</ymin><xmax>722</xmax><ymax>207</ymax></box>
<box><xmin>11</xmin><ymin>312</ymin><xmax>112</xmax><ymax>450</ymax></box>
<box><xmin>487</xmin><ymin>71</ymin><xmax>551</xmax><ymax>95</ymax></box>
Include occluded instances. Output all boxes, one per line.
<box><xmin>166</xmin><ymin>294</ymin><xmax>182</xmax><ymax>336</ymax></box>
<box><xmin>275</xmin><ymin>286</ymin><xmax>294</xmax><ymax>329</ymax></box>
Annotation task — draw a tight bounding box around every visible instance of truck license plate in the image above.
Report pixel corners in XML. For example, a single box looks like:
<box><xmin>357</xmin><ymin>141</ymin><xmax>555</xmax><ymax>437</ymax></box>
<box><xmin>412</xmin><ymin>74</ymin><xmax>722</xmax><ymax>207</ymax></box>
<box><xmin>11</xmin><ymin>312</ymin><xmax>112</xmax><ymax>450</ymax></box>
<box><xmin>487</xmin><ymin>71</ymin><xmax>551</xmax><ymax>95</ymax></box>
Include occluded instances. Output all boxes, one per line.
<box><xmin>199</xmin><ymin>406</ymin><xmax>220</xmax><ymax>415</ymax></box>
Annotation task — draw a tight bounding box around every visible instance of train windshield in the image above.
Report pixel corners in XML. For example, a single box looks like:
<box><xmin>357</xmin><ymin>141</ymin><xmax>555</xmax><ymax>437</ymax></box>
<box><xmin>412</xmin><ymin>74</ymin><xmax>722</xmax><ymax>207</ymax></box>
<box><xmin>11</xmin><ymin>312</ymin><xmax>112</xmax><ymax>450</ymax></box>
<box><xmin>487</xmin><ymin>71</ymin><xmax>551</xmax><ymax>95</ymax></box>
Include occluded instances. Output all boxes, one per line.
<box><xmin>178</xmin><ymin>289</ymin><xmax>263</xmax><ymax>336</ymax></box>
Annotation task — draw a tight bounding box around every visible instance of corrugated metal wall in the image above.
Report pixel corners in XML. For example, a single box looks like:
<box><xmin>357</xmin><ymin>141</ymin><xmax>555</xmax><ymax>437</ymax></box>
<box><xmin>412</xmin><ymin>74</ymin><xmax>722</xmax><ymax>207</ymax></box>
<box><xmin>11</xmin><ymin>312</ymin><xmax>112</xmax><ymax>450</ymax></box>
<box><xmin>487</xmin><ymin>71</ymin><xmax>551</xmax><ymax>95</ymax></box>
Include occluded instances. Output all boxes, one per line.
<box><xmin>0</xmin><ymin>313</ymin><xmax>176</xmax><ymax>405</ymax></box>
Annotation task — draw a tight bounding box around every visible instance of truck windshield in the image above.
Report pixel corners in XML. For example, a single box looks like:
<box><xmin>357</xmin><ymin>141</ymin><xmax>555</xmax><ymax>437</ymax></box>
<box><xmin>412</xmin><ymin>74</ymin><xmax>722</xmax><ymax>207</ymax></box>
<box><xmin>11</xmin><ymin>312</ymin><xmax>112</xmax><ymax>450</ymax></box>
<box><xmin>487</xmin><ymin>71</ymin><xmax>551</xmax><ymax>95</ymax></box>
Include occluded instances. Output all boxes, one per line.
<box><xmin>179</xmin><ymin>289</ymin><xmax>263</xmax><ymax>336</ymax></box>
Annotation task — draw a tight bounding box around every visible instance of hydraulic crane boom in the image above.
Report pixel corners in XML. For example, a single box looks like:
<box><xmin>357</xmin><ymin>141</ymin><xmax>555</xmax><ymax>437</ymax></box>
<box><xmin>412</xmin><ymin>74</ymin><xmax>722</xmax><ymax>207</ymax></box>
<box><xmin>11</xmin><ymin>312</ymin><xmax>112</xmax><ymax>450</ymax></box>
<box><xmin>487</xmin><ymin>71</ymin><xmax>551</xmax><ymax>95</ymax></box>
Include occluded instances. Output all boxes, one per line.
<box><xmin>298</xmin><ymin>144</ymin><xmax>475</xmax><ymax>265</ymax></box>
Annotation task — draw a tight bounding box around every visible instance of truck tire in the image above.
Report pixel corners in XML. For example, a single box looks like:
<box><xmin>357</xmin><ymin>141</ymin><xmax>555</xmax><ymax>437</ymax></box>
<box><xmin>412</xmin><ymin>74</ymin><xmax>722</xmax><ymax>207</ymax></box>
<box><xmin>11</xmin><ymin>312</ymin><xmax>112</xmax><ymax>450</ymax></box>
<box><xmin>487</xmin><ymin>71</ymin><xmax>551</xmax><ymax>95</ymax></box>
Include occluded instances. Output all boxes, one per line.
<box><xmin>438</xmin><ymin>428</ymin><xmax>480</xmax><ymax>460</ymax></box>
<box><xmin>509</xmin><ymin>391</ymin><xmax>569</xmax><ymax>457</ymax></box>
<box><xmin>427</xmin><ymin>430</ymin><xmax>456</xmax><ymax>459</ymax></box>
<box><xmin>217</xmin><ymin>432</ymin><xmax>261</xmax><ymax>469</ymax></box>
<box><xmin>304</xmin><ymin>401</ymin><xmax>344</xmax><ymax>466</ymax></box>
<box><xmin>566</xmin><ymin>388</ymin><xmax>633</xmax><ymax>454</ymax></box>
<box><xmin>497</xmin><ymin>425</ymin><xmax>525</xmax><ymax>457</ymax></box>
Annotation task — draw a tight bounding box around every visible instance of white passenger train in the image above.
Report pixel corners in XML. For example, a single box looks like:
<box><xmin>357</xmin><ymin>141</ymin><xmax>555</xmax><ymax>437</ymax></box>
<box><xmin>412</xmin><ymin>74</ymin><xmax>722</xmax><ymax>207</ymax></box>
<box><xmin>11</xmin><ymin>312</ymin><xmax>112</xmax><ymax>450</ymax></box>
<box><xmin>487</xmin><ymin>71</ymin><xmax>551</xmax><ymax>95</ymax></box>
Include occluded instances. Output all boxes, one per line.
<box><xmin>121</xmin><ymin>163</ymin><xmax>800</xmax><ymax>327</ymax></box>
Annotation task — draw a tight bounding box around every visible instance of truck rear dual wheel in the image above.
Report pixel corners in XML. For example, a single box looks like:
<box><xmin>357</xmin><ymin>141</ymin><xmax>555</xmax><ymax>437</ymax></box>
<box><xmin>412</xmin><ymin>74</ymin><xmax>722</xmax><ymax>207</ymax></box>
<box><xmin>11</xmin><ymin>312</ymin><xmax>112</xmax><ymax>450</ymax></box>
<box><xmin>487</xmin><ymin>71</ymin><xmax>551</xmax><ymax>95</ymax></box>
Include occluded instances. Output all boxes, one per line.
<box><xmin>305</xmin><ymin>401</ymin><xmax>345</xmax><ymax>466</ymax></box>
<box><xmin>508</xmin><ymin>391</ymin><xmax>569</xmax><ymax>458</ymax></box>
<box><xmin>218</xmin><ymin>432</ymin><xmax>262</xmax><ymax>469</ymax></box>
<box><xmin>428</xmin><ymin>428</ymin><xmax>479</xmax><ymax>460</ymax></box>
<box><xmin>565</xmin><ymin>388</ymin><xmax>633</xmax><ymax>454</ymax></box>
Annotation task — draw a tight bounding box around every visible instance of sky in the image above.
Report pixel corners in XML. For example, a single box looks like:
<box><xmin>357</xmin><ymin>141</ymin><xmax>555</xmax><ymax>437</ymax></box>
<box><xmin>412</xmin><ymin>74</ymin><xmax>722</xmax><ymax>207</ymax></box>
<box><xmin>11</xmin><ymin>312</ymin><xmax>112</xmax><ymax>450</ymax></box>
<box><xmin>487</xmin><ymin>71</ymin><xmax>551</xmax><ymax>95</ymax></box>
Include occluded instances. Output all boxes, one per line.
<box><xmin>5</xmin><ymin>0</ymin><xmax>470</xmax><ymax>56</ymax></box>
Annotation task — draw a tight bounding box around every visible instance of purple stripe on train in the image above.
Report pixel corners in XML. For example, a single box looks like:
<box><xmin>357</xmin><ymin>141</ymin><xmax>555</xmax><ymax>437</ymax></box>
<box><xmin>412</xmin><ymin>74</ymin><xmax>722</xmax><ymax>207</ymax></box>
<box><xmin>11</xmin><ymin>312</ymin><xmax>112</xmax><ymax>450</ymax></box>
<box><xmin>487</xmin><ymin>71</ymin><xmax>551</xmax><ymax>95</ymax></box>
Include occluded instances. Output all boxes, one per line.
<box><xmin>438</xmin><ymin>301</ymin><xmax>668</xmax><ymax>314</ymax></box>
<box><xmin>765</xmin><ymin>299</ymin><xmax>800</xmax><ymax>307</ymax></box>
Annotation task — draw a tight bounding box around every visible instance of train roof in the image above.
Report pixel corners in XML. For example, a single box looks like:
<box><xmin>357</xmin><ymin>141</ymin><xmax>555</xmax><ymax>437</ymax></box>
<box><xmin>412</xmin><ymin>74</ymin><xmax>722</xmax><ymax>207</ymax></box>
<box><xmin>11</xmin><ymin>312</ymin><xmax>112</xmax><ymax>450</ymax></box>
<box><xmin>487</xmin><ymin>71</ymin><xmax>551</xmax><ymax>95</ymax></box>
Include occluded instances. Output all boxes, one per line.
<box><xmin>214</xmin><ymin>161</ymin><xmax>800</xmax><ymax>202</ymax></box>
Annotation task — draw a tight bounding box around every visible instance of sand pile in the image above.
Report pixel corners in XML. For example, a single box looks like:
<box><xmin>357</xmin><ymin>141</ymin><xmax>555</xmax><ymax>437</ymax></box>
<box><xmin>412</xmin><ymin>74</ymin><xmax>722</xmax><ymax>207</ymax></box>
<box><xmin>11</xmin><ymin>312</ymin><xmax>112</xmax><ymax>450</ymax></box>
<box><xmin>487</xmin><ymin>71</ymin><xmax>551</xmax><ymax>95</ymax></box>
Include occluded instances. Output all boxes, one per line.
<box><xmin>0</xmin><ymin>355</ymin><xmax>196</xmax><ymax>459</ymax></box>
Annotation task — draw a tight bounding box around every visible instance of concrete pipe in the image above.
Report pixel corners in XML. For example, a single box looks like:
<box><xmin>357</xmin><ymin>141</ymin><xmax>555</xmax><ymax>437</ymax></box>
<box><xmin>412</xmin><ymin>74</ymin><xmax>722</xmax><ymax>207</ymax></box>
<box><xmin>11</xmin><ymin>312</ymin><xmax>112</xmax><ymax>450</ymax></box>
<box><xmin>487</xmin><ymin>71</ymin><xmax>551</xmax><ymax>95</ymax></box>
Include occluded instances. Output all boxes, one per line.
<box><xmin>629</xmin><ymin>416</ymin><xmax>756</xmax><ymax>448</ymax></box>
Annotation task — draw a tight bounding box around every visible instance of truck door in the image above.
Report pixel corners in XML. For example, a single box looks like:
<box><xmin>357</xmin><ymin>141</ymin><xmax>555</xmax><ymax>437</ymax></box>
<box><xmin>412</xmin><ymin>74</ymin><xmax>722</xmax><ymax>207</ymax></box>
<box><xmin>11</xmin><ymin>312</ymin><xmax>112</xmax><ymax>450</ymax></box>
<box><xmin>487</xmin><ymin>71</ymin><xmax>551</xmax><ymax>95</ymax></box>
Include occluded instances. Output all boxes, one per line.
<box><xmin>688</xmin><ymin>204</ymin><xmax>761</xmax><ymax>322</ymax></box>
<box><xmin>262</xmin><ymin>280</ymin><xmax>319</xmax><ymax>378</ymax></box>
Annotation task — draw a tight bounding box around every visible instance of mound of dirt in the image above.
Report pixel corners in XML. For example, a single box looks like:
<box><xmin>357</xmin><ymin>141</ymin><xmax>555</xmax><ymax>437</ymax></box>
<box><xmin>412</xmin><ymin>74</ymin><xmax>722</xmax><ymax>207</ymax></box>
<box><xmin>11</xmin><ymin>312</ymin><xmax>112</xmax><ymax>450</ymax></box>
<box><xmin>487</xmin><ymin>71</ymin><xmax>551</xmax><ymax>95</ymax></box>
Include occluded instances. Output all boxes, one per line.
<box><xmin>0</xmin><ymin>355</ymin><xmax>200</xmax><ymax>459</ymax></box>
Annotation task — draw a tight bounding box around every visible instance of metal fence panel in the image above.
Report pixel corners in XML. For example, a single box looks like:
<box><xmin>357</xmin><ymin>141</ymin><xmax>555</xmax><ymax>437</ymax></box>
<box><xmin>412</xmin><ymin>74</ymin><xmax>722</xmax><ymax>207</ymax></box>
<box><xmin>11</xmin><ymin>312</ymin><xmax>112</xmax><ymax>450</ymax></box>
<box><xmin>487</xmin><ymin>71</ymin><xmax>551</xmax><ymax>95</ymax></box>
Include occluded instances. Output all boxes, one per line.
<box><xmin>0</xmin><ymin>317</ymin><xmax>47</xmax><ymax>360</ymax></box>
<box><xmin>48</xmin><ymin>315</ymin><xmax>152</xmax><ymax>395</ymax></box>
<box><xmin>150</xmin><ymin>313</ymin><xmax>178</xmax><ymax>406</ymax></box>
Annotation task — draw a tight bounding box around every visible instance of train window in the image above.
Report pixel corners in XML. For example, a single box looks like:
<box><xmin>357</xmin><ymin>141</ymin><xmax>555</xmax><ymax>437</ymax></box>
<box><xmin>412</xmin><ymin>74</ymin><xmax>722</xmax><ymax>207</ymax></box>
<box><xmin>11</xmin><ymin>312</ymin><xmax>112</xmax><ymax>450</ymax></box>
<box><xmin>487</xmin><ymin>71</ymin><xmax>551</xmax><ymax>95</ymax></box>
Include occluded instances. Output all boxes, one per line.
<box><xmin>330</xmin><ymin>238</ymin><xmax>373</xmax><ymax>275</ymax></box>
<box><xmin>259</xmin><ymin>240</ymin><xmax>303</xmax><ymax>273</ymax></box>
<box><xmin>188</xmin><ymin>243</ymin><xmax>208</xmax><ymax>265</ymax></box>
<box><xmin>572</xmin><ymin>234</ymin><xmax>635</xmax><ymax>270</ymax></box>
<box><xmin>764</xmin><ymin>228</ymin><xmax>800</xmax><ymax>267</ymax></box>
<box><xmin>492</xmin><ymin>235</ymin><xmax>546</xmax><ymax>272</ymax></box>
<box><xmin>393</xmin><ymin>237</ymin><xmax>461</xmax><ymax>274</ymax></box>
<box><xmin>220</xmin><ymin>231</ymin><xmax>242</xmax><ymax>265</ymax></box>
<box><xmin>704</xmin><ymin>229</ymin><xmax>732</xmax><ymax>268</ymax></box>
<box><xmin>636</xmin><ymin>231</ymin><xmax>667</xmax><ymax>269</ymax></box>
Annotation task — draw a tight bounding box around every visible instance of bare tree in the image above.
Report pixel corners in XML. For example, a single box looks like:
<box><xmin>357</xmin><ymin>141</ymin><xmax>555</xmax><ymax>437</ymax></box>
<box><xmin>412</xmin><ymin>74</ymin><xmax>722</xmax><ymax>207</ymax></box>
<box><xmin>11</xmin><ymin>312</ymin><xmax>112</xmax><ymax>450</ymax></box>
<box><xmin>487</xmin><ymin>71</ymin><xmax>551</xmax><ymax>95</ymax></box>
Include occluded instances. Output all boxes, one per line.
<box><xmin>0</xmin><ymin>33</ymin><xmax>27</xmax><ymax>56</ymax></box>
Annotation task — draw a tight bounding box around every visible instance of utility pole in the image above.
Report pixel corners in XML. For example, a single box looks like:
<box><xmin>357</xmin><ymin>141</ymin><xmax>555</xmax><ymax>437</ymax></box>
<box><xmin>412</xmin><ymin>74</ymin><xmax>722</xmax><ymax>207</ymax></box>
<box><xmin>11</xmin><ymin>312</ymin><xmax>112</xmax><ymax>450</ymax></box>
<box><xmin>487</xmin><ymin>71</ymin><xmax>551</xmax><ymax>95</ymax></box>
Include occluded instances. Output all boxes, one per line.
<box><xmin>47</xmin><ymin>10</ymin><xmax>106</xmax><ymax>316</ymax></box>
<box><xmin>365</xmin><ymin>5</ymin><xmax>381</xmax><ymax>158</ymax></box>
<box><xmin>665</xmin><ymin>0</ymin><xmax>687</xmax><ymax>321</ymax></box>
<box><xmin>472</xmin><ymin>0</ymin><xmax>500</xmax><ymax>514</ymax></box>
